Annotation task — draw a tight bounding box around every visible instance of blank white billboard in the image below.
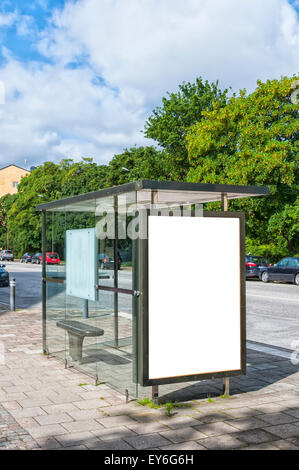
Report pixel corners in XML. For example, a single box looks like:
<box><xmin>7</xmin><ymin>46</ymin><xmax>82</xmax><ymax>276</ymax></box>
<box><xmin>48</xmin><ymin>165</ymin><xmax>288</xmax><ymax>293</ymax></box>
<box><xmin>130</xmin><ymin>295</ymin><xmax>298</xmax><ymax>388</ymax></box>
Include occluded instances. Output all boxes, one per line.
<box><xmin>148</xmin><ymin>215</ymin><xmax>241</xmax><ymax>380</ymax></box>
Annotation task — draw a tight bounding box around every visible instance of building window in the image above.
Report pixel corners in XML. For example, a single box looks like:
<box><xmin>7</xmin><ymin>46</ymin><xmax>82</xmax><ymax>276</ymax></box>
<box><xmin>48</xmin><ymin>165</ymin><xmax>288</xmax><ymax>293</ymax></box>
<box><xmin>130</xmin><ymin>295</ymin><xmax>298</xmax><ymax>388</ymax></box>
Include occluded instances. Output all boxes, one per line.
<box><xmin>12</xmin><ymin>182</ymin><xmax>18</xmax><ymax>188</ymax></box>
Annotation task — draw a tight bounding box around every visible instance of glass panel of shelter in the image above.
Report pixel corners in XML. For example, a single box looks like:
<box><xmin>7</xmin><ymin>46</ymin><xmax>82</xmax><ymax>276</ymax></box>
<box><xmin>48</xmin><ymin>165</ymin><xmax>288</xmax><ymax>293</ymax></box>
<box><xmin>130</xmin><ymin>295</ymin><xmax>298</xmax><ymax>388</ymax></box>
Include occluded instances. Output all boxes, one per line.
<box><xmin>45</xmin><ymin>210</ymin><xmax>66</xmax><ymax>362</ymax></box>
<box><xmin>43</xmin><ymin>193</ymin><xmax>139</xmax><ymax>398</ymax></box>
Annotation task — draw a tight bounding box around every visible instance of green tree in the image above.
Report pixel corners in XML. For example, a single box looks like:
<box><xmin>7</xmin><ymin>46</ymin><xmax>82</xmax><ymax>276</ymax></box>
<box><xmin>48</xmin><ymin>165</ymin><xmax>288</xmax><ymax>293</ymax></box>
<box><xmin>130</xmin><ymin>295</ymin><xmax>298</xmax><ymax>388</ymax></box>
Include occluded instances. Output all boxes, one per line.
<box><xmin>7</xmin><ymin>162</ymin><xmax>65</xmax><ymax>256</ymax></box>
<box><xmin>0</xmin><ymin>193</ymin><xmax>18</xmax><ymax>250</ymax></box>
<box><xmin>60</xmin><ymin>158</ymin><xmax>108</xmax><ymax>197</ymax></box>
<box><xmin>144</xmin><ymin>78</ymin><xmax>229</xmax><ymax>180</ymax></box>
<box><xmin>106</xmin><ymin>146</ymin><xmax>168</xmax><ymax>187</ymax></box>
<box><xmin>186</xmin><ymin>76</ymin><xmax>299</xmax><ymax>257</ymax></box>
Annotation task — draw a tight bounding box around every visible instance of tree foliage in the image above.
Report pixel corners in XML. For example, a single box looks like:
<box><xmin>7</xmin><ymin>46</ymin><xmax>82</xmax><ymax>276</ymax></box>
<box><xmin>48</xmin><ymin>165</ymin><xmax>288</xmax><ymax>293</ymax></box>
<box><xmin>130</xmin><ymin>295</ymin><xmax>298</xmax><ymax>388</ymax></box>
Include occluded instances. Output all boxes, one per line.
<box><xmin>144</xmin><ymin>78</ymin><xmax>229</xmax><ymax>180</ymax></box>
<box><xmin>186</xmin><ymin>76</ymin><xmax>299</xmax><ymax>258</ymax></box>
<box><xmin>105</xmin><ymin>146</ymin><xmax>168</xmax><ymax>187</ymax></box>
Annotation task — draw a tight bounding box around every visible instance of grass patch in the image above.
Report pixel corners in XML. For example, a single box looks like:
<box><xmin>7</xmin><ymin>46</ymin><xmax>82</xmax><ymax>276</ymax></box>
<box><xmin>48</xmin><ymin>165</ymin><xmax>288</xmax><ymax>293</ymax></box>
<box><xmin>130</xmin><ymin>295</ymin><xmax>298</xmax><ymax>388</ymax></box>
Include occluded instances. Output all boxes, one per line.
<box><xmin>136</xmin><ymin>397</ymin><xmax>161</xmax><ymax>409</ymax></box>
<box><xmin>220</xmin><ymin>394</ymin><xmax>231</xmax><ymax>399</ymax></box>
<box><xmin>78</xmin><ymin>383</ymin><xmax>88</xmax><ymax>387</ymax></box>
<box><xmin>207</xmin><ymin>397</ymin><xmax>215</xmax><ymax>403</ymax></box>
<box><xmin>137</xmin><ymin>397</ymin><xmax>193</xmax><ymax>415</ymax></box>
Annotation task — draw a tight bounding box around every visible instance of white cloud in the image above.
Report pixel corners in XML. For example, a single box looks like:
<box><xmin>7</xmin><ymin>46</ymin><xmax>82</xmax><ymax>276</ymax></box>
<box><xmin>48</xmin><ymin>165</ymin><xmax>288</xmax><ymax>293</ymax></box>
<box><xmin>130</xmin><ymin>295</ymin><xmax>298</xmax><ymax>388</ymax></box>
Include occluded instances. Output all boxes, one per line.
<box><xmin>0</xmin><ymin>12</ymin><xmax>17</xmax><ymax>28</ymax></box>
<box><xmin>0</xmin><ymin>0</ymin><xmax>298</xmax><ymax>168</ymax></box>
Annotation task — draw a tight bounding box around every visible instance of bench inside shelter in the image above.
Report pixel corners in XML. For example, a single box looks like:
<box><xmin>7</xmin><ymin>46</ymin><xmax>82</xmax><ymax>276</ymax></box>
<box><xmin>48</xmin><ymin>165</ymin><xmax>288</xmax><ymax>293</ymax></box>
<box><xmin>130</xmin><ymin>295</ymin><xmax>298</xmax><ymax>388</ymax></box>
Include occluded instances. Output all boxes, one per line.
<box><xmin>56</xmin><ymin>320</ymin><xmax>104</xmax><ymax>362</ymax></box>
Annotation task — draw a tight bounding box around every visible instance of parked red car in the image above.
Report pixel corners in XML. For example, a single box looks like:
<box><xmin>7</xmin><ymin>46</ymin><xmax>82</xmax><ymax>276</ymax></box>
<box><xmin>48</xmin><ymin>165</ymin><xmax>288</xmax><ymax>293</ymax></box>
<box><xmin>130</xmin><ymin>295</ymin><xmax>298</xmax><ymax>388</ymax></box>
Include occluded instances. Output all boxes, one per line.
<box><xmin>45</xmin><ymin>252</ymin><xmax>60</xmax><ymax>264</ymax></box>
<box><xmin>32</xmin><ymin>252</ymin><xmax>60</xmax><ymax>264</ymax></box>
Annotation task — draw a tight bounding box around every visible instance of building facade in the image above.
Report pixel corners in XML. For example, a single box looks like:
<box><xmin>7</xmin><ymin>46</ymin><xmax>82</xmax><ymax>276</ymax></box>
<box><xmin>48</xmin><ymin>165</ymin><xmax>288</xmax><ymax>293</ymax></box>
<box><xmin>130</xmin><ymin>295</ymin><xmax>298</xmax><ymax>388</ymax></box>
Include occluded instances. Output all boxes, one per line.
<box><xmin>0</xmin><ymin>165</ymin><xmax>30</xmax><ymax>198</ymax></box>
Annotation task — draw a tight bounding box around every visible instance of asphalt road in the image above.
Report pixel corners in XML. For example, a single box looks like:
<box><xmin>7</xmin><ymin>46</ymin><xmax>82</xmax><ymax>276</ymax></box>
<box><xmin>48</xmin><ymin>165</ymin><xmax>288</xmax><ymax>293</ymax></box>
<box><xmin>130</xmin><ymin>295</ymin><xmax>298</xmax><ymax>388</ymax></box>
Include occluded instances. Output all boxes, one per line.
<box><xmin>0</xmin><ymin>262</ymin><xmax>298</xmax><ymax>350</ymax></box>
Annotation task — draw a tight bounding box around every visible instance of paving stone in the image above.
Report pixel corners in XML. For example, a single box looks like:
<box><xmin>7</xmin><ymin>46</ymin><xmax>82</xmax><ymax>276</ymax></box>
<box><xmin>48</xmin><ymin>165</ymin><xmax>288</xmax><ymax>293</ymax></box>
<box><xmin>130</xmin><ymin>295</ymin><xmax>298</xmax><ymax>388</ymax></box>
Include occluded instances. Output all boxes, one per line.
<box><xmin>35</xmin><ymin>436</ymin><xmax>63</xmax><ymax>449</ymax></box>
<box><xmin>92</xmin><ymin>426</ymin><xmax>137</xmax><ymax>441</ymax></box>
<box><xmin>16</xmin><ymin>417</ymin><xmax>40</xmax><ymax>429</ymax></box>
<box><xmin>86</xmin><ymin>438</ymin><xmax>134</xmax><ymax>450</ymax></box>
<box><xmin>284</xmin><ymin>408</ymin><xmax>299</xmax><ymax>419</ymax></box>
<box><xmin>158</xmin><ymin>416</ymin><xmax>199</xmax><ymax>429</ymax></box>
<box><xmin>234</xmin><ymin>428</ymin><xmax>277</xmax><ymax>444</ymax></box>
<box><xmin>58</xmin><ymin>444</ymin><xmax>88</xmax><ymax>450</ymax></box>
<box><xmin>41</xmin><ymin>403</ymin><xmax>79</xmax><ymax>414</ymax></box>
<box><xmin>272</xmin><ymin>439</ymin><xmax>299</xmax><ymax>450</ymax></box>
<box><xmin>264</xmin><ymin>423</ymin><xmax>299</xmax><ymax>438</ymax></box>
<box><xmin>225</xmin><ymin>416</ymin><xmax>269</xmax><ymax>431</ymax></box>
<box><xmin>258</xmin><ymin>412</ymin><xmax>298</xmax><ymax>426</ymax></box>
<box><xmin>195</xmin><ymin>411</ymin><xmax>232</xmax><ymax>423</ymax></box>
<box><xmin>62</xmin><ymin>419</ymin><xmax>104</xmax><ymax>433</ymax></box>
<box><xmin>10</xmin><ymin>407</ymin><xmax>47</xmax><ymax>418</ymax></box>
<box><xmin>73</xmin><ymin>399</ymin><xmax>108</xmax><ymax>410</ymax></box>
<box><xmin>97</xmin><ymin>415</ymin><xmax>137</xmax><ymax>428</ymax></box>
<box><xmin>241</xmin><ymin>442</ymin><xmax>280</xmax><ymax>450</ymax></box>
<box><xmin>124</xmin><ymin>433</ymin><xmax>171</xmax><ymax>450</ymax></box>
<box><xmin>160</xmin><ymin>441</ymin><xmax>207</xmax><ymax>450</ymax></box>
<box><xmin>35</xmin><ymin>413</ymin><xmax>74</xmax><ymax>426</ymax></box>
<box><xmin>17</xmin><ymin>398</ymin><xmax>53</xmax><ymax>408</ymax></box>
<box><xmin>223</xmin><ymin>407</ymin><xmax>262</xmax><ymax>419</ymax></box>
<box><xmin>55</xmin><ymin>431</ymin><xmax>94</xmax><ymax>447</ymax></box>
<box><xmin>27</xmin><ymin>423</ymin><xmax>67</xmax><ymax>439</ymax></box>
<box><xmin>199</xmin><ymin>434</ymin><xmax>244</xmax><ymax>450</ymax></box>
<box><xmin>67</xmin><ymin>409</ymin><xmax>104</xmax><ymax>421</ymax></box>
<box><xmin>126</xmin><ymin>422</ymin><xmax>169</xmax><ymax>434</ymax></box>
<box><xmin>160</xmin><ymin>427</ymin><xmax>208</xmax><ymax>443</ymax></box>
<box><xmin>102</xmin><ymin>404</ymin><xmax>137</xmax><ymax>417</ymax></box>
<box><xmin>194</xmin><ymin>421</ymin><xmax>237</xmax><ymax>437</ymax></box>
<box><xmin>250</xmin><ymin>403</ymin><xmax>287</xmax><ymax>414</ymax></box>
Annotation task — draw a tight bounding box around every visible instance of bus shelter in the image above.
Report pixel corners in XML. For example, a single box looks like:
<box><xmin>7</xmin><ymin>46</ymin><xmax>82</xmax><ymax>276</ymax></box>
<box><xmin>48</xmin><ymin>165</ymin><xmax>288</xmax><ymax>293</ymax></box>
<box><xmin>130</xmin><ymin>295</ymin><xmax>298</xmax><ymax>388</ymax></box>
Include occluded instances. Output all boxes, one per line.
<box><xmin>36</xmin><ymin>180</ymin><xmax>269</xmax><ymax>401</ymax></box>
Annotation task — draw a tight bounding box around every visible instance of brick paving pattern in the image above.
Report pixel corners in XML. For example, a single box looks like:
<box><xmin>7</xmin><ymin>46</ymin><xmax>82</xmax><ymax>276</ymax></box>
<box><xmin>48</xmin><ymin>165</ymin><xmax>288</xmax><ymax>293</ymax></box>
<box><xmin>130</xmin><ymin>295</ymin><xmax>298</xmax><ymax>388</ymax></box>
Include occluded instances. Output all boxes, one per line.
<box><xmin>0</xmin><ymin>307</ymin><xmax>298</xmax><ymax>450</ymax></box>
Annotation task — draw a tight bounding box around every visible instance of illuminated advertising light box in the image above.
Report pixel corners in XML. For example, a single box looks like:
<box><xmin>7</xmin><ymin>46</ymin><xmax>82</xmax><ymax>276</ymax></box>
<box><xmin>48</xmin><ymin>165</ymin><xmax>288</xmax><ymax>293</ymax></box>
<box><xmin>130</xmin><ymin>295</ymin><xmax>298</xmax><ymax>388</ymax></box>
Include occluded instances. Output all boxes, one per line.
<box><xmin>139</xmin><ymin>212</ymin><xmax>246</xmax><ymax>386</ymax></box>
<box><xmin>66</xmin><ymin>228</ymin><xmax>98</xmax><ymax>301</ymax></box>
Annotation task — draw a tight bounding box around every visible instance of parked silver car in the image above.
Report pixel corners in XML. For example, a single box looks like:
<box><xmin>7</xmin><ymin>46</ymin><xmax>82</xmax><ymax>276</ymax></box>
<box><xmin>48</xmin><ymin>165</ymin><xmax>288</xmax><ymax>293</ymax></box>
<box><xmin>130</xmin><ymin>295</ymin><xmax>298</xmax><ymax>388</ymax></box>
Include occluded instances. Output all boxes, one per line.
<box><xmin>0</xmin><ymin>250</ymin><xmax>14</xmax><ymax>262</ymax></box>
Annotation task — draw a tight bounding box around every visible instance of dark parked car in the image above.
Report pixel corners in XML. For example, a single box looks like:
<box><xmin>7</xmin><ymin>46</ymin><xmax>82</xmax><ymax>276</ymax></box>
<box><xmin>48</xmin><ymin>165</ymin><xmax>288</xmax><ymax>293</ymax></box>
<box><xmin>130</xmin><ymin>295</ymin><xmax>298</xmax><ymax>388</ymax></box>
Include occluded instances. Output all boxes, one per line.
<box><xmin>246</xmin><ymin>255</ymin><xmax>271</xmax><ymax>279</ymax></box>
<box><xmin>32</xmin><ymin>253</ymin><xmax>43</xmax><ymax>264</ymax></box>
<box><xmin>0</xmin><ymin>250</ymin><xmax>14</xmax><ymax>262</ymax></box>
<box><xmin>99</xmin><ymin>253</ymin><xmax>121</xmax><ymax>270</ymax></box>
<box><xmin>260</xmin><ymin>257</ymin><xmax>299</xmax><ymax>285</ymax></box>
<box><xmin>0</xmin><ymin>264</ymin><xmax>9</xmax><ymax>287</ymax></box>
<box><xmin>20</xmin><ymin>253</ymin><xmax>34</xmax><ymax>263</ymax></box>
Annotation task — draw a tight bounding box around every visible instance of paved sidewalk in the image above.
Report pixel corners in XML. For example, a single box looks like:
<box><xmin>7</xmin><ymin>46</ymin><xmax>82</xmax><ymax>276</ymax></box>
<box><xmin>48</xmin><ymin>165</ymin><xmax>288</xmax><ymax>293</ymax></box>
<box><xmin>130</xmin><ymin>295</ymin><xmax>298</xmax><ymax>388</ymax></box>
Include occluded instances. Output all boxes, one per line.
<box><xmin>0</xmin><ymin>308</ymin><xmax>299</xmax><ymax>450</ymax></box>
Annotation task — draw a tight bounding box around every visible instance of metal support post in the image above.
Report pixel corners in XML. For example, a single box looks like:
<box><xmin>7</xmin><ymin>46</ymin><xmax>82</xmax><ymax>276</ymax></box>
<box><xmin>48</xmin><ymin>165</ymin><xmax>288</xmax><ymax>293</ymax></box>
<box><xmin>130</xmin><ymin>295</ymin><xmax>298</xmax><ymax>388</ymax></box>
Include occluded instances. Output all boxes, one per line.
<box><xmin>221</xmin><ymin>193</ymin><xmax>229</xmax><ymax>395</ymax></box>
<box><xmin>222</xmin><ymin>377</ymin><xmax>230</xmax><ymax>395</ymax></box>
<box><xmin>221</xmin><ymin>192</ymin><xmax>228</xmax><ymax>212</ymax></box>
<box><xmin>221</xmin><ymin>195</ymin><xmax>230</xmax><ymax>396</ymax></box>
<box><xmin>42</xmin><ymin>210</ymin><xmax>47</xmax><ymax>354</ymax></box>
<box><xmin>9</xmin><ymin>277</ymin><xmax>16</xmax><ymax>312</ymax></box>
<box><xmin>83</xmin><ymin>299</ymin><xmax>89</xmax><ymax>319</ymax></box>
<box><xmin>152</xmin><ymin>385</ymin><xmax>159</xmax><ymax>405</ymax></box>
<box><xmin>114</xmin><ymin>196</ymin><xmax>119</xmax><ymax>348</ymax></box>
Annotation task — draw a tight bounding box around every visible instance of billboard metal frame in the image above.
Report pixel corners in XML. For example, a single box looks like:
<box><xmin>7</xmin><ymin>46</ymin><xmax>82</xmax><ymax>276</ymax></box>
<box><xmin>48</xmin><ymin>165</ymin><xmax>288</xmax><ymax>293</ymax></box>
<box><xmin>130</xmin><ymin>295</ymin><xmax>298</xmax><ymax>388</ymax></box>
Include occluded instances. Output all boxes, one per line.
<box><xmin>137</xmin><ymin>210</ymin><xmax>246</xmax><ymax>387</ymax></box>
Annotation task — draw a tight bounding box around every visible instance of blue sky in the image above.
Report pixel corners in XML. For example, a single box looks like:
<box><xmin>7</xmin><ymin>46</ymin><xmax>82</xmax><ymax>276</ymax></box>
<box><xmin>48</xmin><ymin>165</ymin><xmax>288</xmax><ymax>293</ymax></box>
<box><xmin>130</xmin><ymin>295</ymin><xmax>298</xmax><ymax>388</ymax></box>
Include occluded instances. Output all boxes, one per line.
<box><xmin>0</xmin><ymin>0</ymin><xmax>298</xmax><ymax>168</ymax></box>
<box><xmin>0</xmin><ymin>0</ymin><xmax>66</xmax><ymax>64</ymax></box>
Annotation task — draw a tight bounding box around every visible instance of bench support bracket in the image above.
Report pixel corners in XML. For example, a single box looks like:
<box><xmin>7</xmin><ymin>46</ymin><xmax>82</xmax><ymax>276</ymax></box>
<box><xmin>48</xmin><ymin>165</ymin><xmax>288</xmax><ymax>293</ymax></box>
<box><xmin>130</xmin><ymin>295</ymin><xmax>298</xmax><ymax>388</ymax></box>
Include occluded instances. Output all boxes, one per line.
<box><xmin>68</xmin><ymin>333</ymin><xmax>84</xmax><ymax>362</ymax></box>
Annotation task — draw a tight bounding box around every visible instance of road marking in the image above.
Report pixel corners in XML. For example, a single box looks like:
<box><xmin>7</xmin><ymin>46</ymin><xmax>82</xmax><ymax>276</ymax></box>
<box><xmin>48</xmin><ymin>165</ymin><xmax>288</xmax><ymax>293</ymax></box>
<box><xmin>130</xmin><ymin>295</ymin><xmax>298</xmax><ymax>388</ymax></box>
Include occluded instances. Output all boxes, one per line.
<box><xmin>247</xmin><ymin>293</ymin><xmax>298</xmax><ymax>302</ymax></box>
<box><xmin>247</xmin><ymin>341</ymin><xmax>293</xmax><ymax>360</ymax></box>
